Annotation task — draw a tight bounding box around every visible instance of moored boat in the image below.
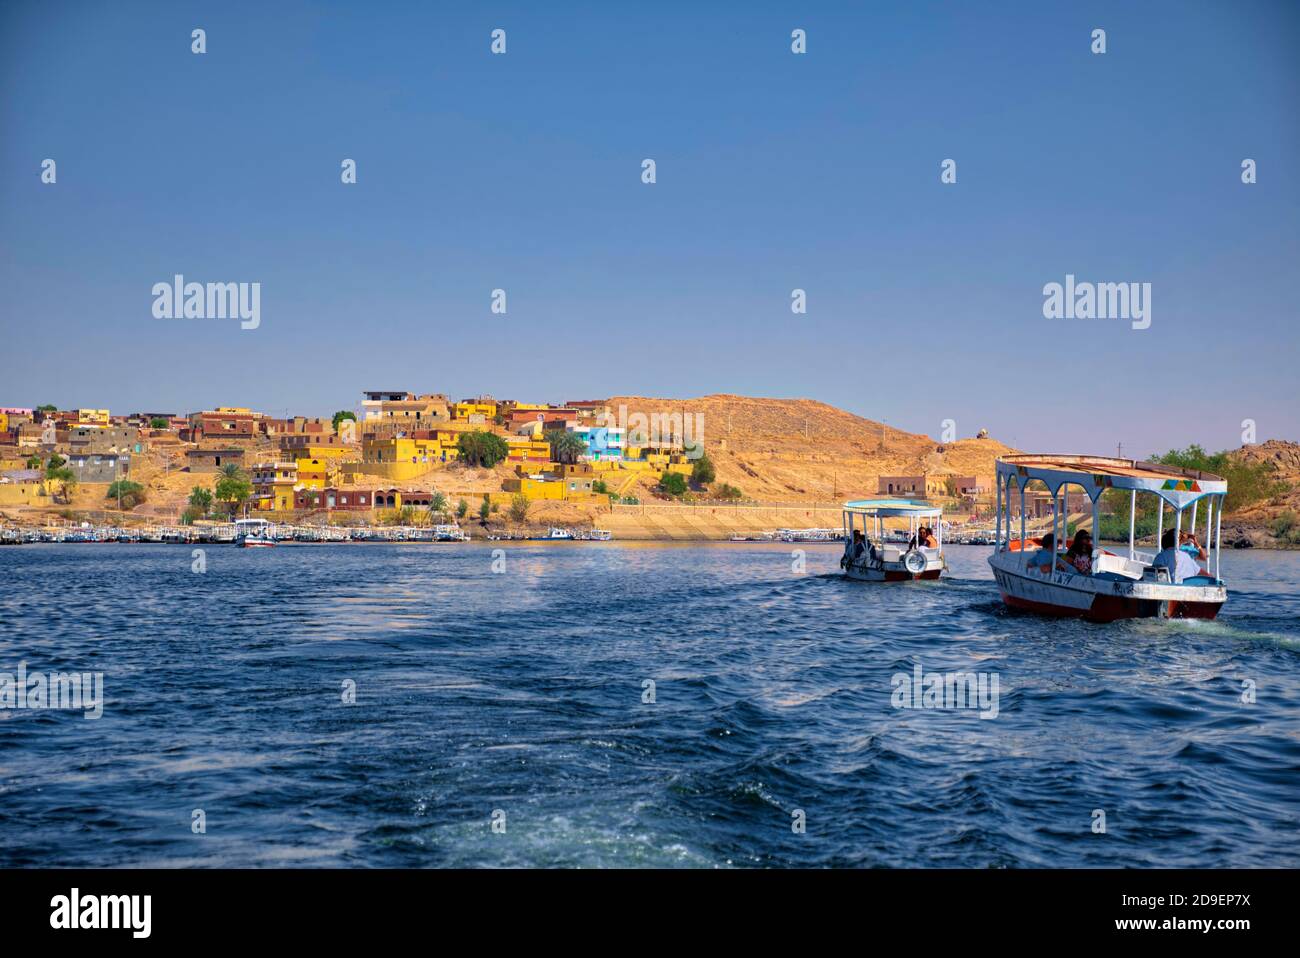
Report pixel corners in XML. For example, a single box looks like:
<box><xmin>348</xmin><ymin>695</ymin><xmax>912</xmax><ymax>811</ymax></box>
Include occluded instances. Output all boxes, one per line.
<box><xmin>988</xmin><ymin>454</ymin><xmax>1227</xmax><ymax>622</ymax></box>
<box><xmin>840</xmin><ymin>499</ymin><xmax>946</xmax><ymax>581</ymax></box>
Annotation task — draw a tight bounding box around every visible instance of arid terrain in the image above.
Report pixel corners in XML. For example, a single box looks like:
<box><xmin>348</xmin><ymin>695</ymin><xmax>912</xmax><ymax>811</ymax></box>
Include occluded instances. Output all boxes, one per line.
<box><xmin>6</xmin><ymin>395</ymin><xmax>1298</xmax><ymax>545</ymax></box>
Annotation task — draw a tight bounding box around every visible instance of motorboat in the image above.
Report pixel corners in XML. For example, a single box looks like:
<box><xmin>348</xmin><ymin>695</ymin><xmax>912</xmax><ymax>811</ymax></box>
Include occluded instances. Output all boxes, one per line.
<box><xmin>840</xmin><ymin>499</ymin><xmax>946</xmax><ymax>581</ymax></box>
<box><xmin>234</xmin><ymin>518</ymin><xmax>276</xmax><ymax>548</ymax></box>
<box><xmin>988</xmin><ymin>454</ymin><xmax>1227</xmax><ymax>621</ymax></box>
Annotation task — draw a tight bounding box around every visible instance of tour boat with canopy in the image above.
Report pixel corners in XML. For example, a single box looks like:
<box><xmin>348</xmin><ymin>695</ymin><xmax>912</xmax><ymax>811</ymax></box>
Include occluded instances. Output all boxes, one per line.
<box><xmin>989</xmin><ymin>454</ymin><xmax>1227</xmax><ymax>621</ymax></box>
<box><xmin>234</xmin><ymin>517</ymin><xmax>276</xmax><ymax>548</ymax></box>
<box><xmin>840</xmin><ymin>499</ymin><xmax>946</xmax><ymax>581</ymax></box>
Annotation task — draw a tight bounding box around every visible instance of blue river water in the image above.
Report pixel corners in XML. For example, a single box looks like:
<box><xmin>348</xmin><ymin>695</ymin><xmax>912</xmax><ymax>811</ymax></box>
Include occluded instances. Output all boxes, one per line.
<box><xmin>1</xmin><ymin>542</ymin><xmax>1297</xmax><ymax>868</ymax></box>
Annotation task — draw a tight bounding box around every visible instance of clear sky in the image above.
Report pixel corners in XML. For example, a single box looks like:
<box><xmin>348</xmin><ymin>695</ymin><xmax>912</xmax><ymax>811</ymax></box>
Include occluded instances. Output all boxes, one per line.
<box><xmin>2</xmin><ymin>0</ymin><xmax>1297</xmax><ymax>456</ymax></box>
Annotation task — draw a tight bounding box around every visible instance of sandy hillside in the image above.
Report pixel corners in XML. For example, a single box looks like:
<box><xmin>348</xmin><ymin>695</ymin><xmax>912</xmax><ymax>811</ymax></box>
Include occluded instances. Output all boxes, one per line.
<box><xmin>607</xmin><ymin>394</ymin><xmax>1015</xmax><ymax>502</ymax></box>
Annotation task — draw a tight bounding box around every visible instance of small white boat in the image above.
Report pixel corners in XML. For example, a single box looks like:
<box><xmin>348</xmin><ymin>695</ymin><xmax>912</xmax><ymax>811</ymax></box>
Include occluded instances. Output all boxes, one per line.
<box><xmin>988</xmin><ymin>454</ymin><xmax>1227</xmax><ymax>622</ymax></box>
<box><xmin>545</xmin><ymin>527</ymin><xmax>573</xmax><ymax>540</ymax></box>
<box><xmin>234</xmin><ymin>518</ymin><xmax>276</xmax><ymax>548</ymax></box>
<box><xmin>840</xmin><ymin>500</ymin><xmax>946</xmax><ymax>582</ymax></box>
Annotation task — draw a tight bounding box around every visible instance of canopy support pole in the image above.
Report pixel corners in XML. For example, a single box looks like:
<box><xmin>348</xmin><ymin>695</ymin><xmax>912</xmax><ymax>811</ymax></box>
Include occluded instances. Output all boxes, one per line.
<box><xmin>995</xmin><ymin>474</ymin><xmax>1003</xmax><ymax>551</ymax></box>
<box><xmin>1214</xmin><ymin>494</ymin><xmax>1223</xmax><ymax>579</ymax></box>
<box><xmin>1128</xmin><ymin>489</ymin><xmax>1136</xmax><ymax>559</ymax></box>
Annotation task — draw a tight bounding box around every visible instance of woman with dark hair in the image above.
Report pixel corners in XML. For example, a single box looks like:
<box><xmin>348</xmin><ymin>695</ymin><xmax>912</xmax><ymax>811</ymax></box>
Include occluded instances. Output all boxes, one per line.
<box><xmin>1065</xmin><ymin>529</ymin><xmax>1094</xmax><ymax>575</ymax></box>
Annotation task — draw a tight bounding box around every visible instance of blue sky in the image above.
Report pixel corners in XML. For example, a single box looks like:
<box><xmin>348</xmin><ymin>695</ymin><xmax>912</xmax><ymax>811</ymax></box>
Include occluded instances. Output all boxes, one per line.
<box><xmin>2</xmin><ymin>0</ymin><xmax>1297</xmax><ymax>455</ymax></box>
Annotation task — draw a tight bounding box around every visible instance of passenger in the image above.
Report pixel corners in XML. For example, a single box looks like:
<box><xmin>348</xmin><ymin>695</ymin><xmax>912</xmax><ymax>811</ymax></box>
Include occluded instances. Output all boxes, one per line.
<box><xmin>1179</xmin><ymin>531</ymin><xmax>1207</xmax><ymax>562</ymax></box>
<box><xmin>1027</xmin><ymin>532</ymin><xmax>1071</xmax><ymax>575</ymax></box>
<box><xmin>1153</xmin><ymin>528</ymin><xmax>1203</xmax><ymax>583</ymax></box>
<box><xmin>918</xmin><ymin>525</ymin><xmax>938</xmax><ymax>548</ymax></box>
<box><xmin>1064</xmin><ymin>530</ymin><xmax>1093</xmax><ymax>575</ymax></box>
<box><xmin>851</xmin><ymin>530</ymin><xmax>866</xmax><ymax>560</ymax></box>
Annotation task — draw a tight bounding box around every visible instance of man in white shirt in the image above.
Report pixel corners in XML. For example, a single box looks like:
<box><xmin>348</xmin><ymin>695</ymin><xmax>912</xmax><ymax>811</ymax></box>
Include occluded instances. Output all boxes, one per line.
<box><xmin>1152</xmin><ymin>529</ymin><xmax>1204</xmax><ymax>583</ymax></box>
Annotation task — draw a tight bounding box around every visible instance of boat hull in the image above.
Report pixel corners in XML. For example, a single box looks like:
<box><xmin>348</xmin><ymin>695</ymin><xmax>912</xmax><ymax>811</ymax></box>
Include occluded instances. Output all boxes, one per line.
<box><xmin>842</xmin><ymin>554</ymin><xmax>944</xmax><ymax>582</ymax></box>
<box><xmin>989</xmin><ymin>553</ymin><xmax>1225</xmax><ymax>623</ymax></box>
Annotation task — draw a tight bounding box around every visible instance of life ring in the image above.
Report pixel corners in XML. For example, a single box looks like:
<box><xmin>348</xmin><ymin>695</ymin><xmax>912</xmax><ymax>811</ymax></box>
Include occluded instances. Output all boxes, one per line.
<box><xmin>902</xmin><ymin>549</ymin><xmax>927</xmax><ymax>575</ymax></box>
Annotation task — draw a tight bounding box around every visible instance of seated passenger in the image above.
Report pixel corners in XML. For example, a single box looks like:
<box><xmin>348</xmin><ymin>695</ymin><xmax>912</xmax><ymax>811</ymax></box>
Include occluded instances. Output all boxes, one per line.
<box><xmin>1152</xmin><ymin>528</ymin><xmax>1203</xmax><ymax>583</ymax></box>
<box><xmin>918</xmin><ymin>525</ymin><xmax>938</xmax><ymax>548</ymax></box>
<box><xmin>1179</xmin><ymin>531</ymin><xmax>1207</xmax><ymax>562</ymax></box>
<box><xmin>1064</xmin><ymin>530</ymin><xmax>1094</xmax><ymax>575</ymax></box>
<box><xmin>851</xmin><ymin>531</ymin><xmax>866</xmax><ymax>560</ymax></box>
<box><xmin>1026</xmin><ymin>533</ymin><xmax>1071</xmax><ymax>575</ymax></box>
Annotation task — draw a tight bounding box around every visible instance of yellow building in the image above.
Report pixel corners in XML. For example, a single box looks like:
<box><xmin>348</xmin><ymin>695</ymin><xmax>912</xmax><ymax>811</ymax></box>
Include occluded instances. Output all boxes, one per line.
<box><xmin>505</xmin><ymin>436</ymin><xmax>551</xmax><ymax>463</ymax></box>
<box><xmin>454</xmin><ymin>401</ymin><xmax>498</xmax><ymax>421</ymax></box>
<box><xmin>295</xmin><ymin>458</ymin><xmax>329</xmax><ymax>490</ymax></box>
<box><xmin>75</xmin><ymin>409</ymin><xmax>110</xmax><ymax>427</ymax></box>
<box><xmin>0</xmin><ymin>413</ymin><xmax>8</xmax><ymax>433</ymax></box>
<box><xmin>280</xmin><ymin>443</ymin><xmax>355</xmax><ymax>462</ymax></box>
<box><xmin>252</xmin><ymin>461</ymin><xmax>298</xmax><ymax>511</ymax></box>
<box><xmin>502</xmin><ymin>476</ymin><xmax>567</xmax><ymax>501</ymax></box>
<box><xmin>343</xmin><ymin>436</ymin><xmax>451</xmax><ymax>482</ymax></box>
<box><xmin>0</xmin><ymin>480</ymin><xmax>50</xmax><ymax>507</ymax></box>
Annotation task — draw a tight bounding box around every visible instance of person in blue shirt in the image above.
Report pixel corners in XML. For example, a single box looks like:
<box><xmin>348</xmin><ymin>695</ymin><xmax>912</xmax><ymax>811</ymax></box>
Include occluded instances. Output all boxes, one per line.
<box><xmin>1026</xmin><ymin>533</ymin><xmax>1072</xmax><ymax>575</ymax></box>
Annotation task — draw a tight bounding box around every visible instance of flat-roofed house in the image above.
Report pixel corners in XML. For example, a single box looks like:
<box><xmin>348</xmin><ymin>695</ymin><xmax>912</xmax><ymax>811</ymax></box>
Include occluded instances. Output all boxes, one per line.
<box><xmin>186</xmin><ymin>448</ymin><xmax>247</xmax><ymax>473</ymax></box>
<box><xmin>68</xmin><ymin>451</ymin><xmax>130</xmax><ymax>483</ymax></box>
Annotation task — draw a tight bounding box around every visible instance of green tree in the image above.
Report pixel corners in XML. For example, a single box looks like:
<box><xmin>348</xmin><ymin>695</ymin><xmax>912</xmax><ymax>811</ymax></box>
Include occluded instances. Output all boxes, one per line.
<box><xmin>456</xmin><ymin>499</ymin><xmax>469</xmax><ymax>519</ymax></box>
<box><xmin>458</xmin><ymin>430</ymin><xmax>509</xmax><ymax>468</ymax></box>
<box><xmin>25</xmin><ymin>455</ymin><xmax>42</xmax><ymax>469</ymax></box>
<box><xmin>658</xmin><ymin>471</ymin><xmax>687</xmax><ymax>497</ymax></box>
<box><xmin>545</xmin><ymin>429</ymin><xmax>587</xmax><ymax>465</ymax></box>
<box><xmin>219</xmin><ymin>463</ymin><xmax>246</xmax><ymax>481</ymax></box>
<box><xmin>387</xmin><ymin>505</ymin><xmax>418</xmax><ymax>526</ymax></box>
<box><xmin>715</xmin><ymin>483</ymin><xmax>743</xmax><ymax>500</ymax></box>
<box><xmin>36</xmin><ymin>404</ymin><xmax>57</xmax><ymax>413</ymax></box>
<box><xmin>478</xmin><ymin>498</ymin><xmax>491</xmax><ymax>521</ymax></box>
<box><xmin>47</xmin><ymin>466</ymin><xmax>77</xmax><ymax>503</ymax></box>
<box><xmin>592</xmin><ymin>479</ymin><xmax>608</xmax><ymax>494</ymax></box>
<box><xmin>1150</xmin><ymin>445</ymin><xmax>1288</xmax><ymax>514</ymax></box>
<box><xmin>214</xmin><ymin>474</ymin><xmax>253</xmax><ymax>516</ymax></box>
<box><xmin>44</xmin><ymin>454</ymin><xmax>66</xmax><ymax>475</ymax></box>
<box><xmin>429</xmin><ymin>491</ymin><xmax>448</xmax><ymax>519</ymax></box>
<box><xmin>149</xmin><ymin>417</ymin><xmax>169</xmax><ymax>429</ymax></box>
<box><xmin>188</xmin><ymin>486</ymin><xmax>214</xmax><ymax>515</ymax></box>
<box><xmin>106</xmin><ymin>480</ymin><xmax>147</xmax><ymax>509</ymax></box>
<box><xmin>690</xmin><ymin>454</ymin><xmax>716</xmax><ymax>486</ymax></box>
<box><xmin>509</xmin><ymin>493</ymin><xmax>530</xmax><ymax>522</ymax></box>
<box><xmin>332</xmin><ymin>410</ymin><xmax>357</xmax><ymax>434</ymax></box>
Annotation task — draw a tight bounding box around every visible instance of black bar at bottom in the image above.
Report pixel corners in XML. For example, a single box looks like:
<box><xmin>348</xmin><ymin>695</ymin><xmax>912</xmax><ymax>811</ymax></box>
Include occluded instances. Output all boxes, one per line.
<box><xmin>0</xmin><ymin>868</ymin><xmax>1282</xmax><ymax>943</ymax></box>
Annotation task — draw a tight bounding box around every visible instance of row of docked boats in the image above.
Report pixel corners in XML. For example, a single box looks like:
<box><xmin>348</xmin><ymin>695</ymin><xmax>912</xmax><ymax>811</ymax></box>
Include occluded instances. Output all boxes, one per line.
<box><xmin>486</xmin><ymin>527</ymin><xmax>613</xmax><ymax>541</ymax></box>
<box><xmin>841</xmin><ymin>454</ymin><xmax>1231</xmax><ymax>622</ymax></box>
<box><xmin>0</xmin><ymin>520</ymin><xmax>473</xmax><ymax>547</ymax></box>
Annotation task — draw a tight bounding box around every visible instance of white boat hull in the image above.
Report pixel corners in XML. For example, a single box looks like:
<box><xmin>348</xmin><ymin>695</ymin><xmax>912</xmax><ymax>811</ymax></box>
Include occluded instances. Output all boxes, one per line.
<box><xmin>988</xmin><ymin>551</ymin><xmax>1225</xmax><ymax>622</ymax></box>
<box><xmin>842</xmin><ymin>549</ymin><xmax>945</xmax><ymax>582</ymax></box>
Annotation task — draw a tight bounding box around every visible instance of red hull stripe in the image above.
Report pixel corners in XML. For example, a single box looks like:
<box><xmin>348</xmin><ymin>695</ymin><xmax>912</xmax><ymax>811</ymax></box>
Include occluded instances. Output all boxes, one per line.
<box><xmin>1001</xmin><ymin>591</ymin><xmax>1221</xmax><ymax>623</ymax></box>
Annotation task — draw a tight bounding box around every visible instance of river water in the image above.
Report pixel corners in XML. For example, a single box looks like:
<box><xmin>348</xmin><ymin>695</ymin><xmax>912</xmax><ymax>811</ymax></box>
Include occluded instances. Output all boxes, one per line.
<box><xmin>1</xmin><ymin>542</ymin><xmax>1296</xmax><ymax>867</ymax></box>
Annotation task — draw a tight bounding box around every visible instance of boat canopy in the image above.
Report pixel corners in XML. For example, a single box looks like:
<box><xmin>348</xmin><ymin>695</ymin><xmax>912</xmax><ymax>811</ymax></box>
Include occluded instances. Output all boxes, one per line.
<box><xmin>996</xmin><ymin>454</ymin><xmax>1226</xmax><ymax>509</ymax></box>
<box><xmin>843</xmin><ymin>499</ymin><xmax>942</xmax><ymax>519</ymax></box>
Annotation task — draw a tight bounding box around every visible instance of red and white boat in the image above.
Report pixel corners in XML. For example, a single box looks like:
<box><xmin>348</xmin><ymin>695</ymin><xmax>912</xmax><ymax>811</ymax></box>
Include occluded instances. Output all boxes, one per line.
<box><xmin>988</xmin><ymin>455</ymin><xmax>1227</xmax><ymax>622</ymax></box>
<box><xmin>235</xmin><ymin>518</ymin><xmax>277</xmax><ymax>548</ymax></box>
<box><xmin>840</xmin><ymin>499</ymin><xmax>946</xmax><ymax>582</ymax></box>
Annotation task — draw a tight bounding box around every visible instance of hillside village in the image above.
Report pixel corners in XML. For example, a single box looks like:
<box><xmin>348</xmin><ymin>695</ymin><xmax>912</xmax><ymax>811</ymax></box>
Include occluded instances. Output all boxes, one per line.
<box><xmin>1</xmin><ymin>392</ymin><xmax>1296</xmax><ymax>543</ymax></box>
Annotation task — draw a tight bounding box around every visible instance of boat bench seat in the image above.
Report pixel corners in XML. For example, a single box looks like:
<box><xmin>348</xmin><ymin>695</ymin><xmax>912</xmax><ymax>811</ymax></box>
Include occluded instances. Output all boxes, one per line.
<box><xmin>1091</xmin><ymin>552</ymin><xmax>1144</xmax><ymax>581</ymax></box>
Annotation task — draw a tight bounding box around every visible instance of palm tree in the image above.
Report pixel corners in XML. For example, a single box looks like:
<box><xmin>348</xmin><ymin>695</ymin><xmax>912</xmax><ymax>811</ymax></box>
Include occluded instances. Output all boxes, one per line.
<box><xmin>545</xmin><ymin>429</ymin><xmax>586</xmax><ymax>465</ymax></box>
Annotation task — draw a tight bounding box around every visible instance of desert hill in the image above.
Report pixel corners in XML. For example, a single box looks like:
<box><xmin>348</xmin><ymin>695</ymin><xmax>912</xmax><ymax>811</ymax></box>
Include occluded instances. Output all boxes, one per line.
<box><xmin>606</xmin><ymin>394</ymin><xmax>1015</xmax><ymax>501</ymax></box>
